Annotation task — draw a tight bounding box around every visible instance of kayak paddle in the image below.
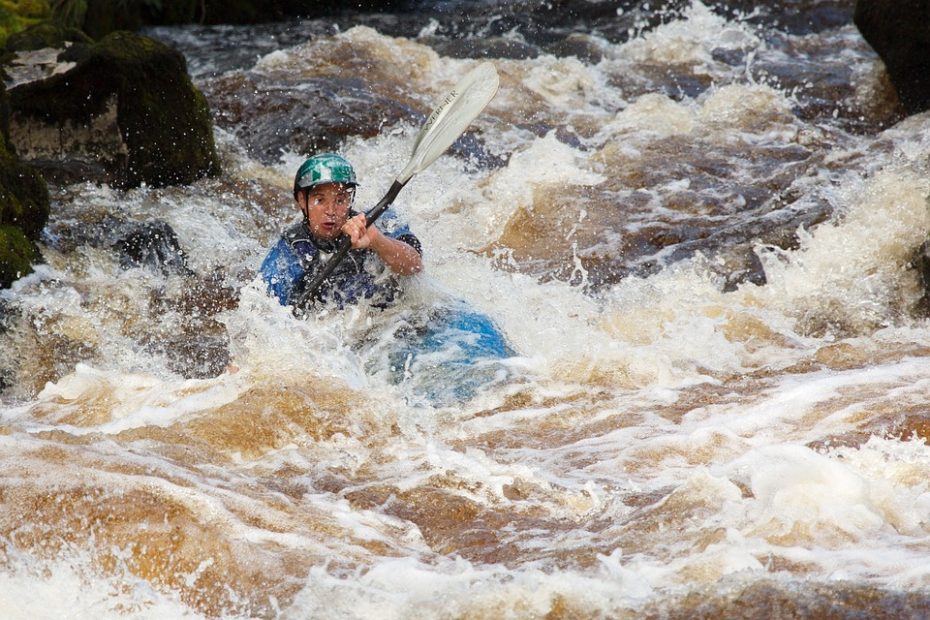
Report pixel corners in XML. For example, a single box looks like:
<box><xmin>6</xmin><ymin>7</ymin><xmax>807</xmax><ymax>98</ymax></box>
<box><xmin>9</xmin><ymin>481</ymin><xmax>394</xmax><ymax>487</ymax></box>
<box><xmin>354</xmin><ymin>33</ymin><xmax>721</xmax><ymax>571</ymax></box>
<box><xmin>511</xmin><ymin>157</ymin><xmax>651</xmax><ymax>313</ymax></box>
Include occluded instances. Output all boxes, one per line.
<box><xmin>291</xmin><ymin>61</ymin><xmax>500</xmax><ymax>308</ymax></box>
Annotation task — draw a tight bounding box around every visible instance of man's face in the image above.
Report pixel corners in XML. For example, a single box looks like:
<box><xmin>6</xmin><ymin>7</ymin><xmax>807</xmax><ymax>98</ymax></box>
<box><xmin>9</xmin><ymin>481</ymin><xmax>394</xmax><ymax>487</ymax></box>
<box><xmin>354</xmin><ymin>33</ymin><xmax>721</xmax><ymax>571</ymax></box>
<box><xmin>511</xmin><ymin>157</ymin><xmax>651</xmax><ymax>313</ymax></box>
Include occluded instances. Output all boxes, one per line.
<box><xmin>299</xmin><ymin>182</ymin><xmax>355</xmax><ymax>241</ymax></box>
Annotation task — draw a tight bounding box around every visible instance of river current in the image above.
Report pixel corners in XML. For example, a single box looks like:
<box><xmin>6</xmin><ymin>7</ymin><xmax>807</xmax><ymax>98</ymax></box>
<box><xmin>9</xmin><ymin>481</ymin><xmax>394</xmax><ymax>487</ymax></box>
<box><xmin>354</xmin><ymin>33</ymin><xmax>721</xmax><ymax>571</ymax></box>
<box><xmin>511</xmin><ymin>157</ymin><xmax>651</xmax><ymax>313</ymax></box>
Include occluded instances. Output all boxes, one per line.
<box><xmin>3</xmin><ymin>1</ymin><xmax>930</xmax><ymax>618</ymax></box>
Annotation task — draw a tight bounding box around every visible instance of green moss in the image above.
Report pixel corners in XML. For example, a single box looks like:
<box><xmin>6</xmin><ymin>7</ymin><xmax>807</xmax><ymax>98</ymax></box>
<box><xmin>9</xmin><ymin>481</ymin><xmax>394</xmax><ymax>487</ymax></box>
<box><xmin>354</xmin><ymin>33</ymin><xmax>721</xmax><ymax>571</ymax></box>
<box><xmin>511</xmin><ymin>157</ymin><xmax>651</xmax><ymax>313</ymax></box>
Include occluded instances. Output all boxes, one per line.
<box><xmin>0</xmin><ymin>0</ymin><xmax>49</xmax><ymax>18</ymax></box>
<box><xmin>0</xmin><ymin>75</ymin><xmax>48</xmax><ymax>238</ymax></box>
<box><xmin>0</xmin><ymin>1</ymin><xmax>50</xmax><ymax>46</ymax></box>
<box><xmin>9</xmin><ymin>30</ymin><xmax>220</xmax><ymax>187</ymax></box>
<box><xmin>0</xmin><ymin>223</ymin><xmax>38</xmax><ymax>287</ymax></box>
<box><xmin>0</xmin><ymin>155</ymin><xmax>50</xmax><ymax>239</ymax></box>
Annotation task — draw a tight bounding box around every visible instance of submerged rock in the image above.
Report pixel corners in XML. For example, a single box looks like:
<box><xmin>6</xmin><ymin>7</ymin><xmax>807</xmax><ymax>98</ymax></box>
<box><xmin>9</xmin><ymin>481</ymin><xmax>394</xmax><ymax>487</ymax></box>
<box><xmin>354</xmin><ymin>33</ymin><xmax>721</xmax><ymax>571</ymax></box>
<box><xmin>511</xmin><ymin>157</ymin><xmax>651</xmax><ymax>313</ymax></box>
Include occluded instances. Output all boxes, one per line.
<box><xmin>7</xmin><ymin>30</ymin><xmax>221</xmax><ymax>188</ymax></box>
<box><xmin>483</xmin><ymin>134</ymin><xmax>826</xmax><ymax>293</ymax></box>
<box><xmin>114</xmin><ymin>220</ymin><xmax>194</xmax><ymax>276</ymax></box>
<box><xmin>911</xmin><ymin>238</ymin><xmax>930</xmax><ymax>317</ymax></box>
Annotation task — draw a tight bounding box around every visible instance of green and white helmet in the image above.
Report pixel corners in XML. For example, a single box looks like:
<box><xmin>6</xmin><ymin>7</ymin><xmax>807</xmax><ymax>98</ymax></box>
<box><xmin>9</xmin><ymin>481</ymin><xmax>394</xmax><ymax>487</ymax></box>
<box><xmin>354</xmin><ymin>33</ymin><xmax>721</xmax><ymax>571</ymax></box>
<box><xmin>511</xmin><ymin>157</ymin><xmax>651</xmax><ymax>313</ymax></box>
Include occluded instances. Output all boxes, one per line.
<box><xmin>293</xmin><ymin>152</ymin><xmax>357</xmax><ymax>195</ymax></box>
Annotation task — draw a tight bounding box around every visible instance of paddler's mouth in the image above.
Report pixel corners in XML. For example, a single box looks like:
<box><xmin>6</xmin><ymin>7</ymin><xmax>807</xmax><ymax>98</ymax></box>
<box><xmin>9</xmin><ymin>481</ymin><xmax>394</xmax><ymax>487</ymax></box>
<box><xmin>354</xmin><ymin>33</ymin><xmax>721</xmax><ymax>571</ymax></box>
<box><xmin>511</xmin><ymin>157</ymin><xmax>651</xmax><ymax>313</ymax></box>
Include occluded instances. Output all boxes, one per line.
<box><xmin>316</xmin><ymin>219</ymin><xmax>340</xmax><ymax>238</ymax></box>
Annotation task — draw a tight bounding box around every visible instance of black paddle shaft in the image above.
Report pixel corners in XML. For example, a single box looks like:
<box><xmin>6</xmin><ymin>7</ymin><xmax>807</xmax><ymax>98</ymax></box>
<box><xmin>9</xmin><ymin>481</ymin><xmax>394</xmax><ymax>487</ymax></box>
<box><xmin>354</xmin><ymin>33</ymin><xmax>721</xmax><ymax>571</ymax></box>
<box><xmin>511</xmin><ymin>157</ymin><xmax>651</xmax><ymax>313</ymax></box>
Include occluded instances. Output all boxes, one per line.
<box><xmin>291</xmin><ymin>179</ymin><xmax>407</xmax><ymax>308</ymax></box>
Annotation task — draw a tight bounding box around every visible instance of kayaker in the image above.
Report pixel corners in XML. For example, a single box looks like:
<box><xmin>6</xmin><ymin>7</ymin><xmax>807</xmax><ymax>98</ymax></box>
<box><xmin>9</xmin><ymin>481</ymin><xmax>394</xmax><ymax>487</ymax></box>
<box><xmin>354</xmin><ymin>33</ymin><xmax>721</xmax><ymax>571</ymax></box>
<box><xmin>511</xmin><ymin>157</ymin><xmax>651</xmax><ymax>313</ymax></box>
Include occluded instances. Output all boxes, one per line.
<box><xmin>260</xmin><ymin>152</ymin><xmax>423</xmax><ymax>313</ymax></box>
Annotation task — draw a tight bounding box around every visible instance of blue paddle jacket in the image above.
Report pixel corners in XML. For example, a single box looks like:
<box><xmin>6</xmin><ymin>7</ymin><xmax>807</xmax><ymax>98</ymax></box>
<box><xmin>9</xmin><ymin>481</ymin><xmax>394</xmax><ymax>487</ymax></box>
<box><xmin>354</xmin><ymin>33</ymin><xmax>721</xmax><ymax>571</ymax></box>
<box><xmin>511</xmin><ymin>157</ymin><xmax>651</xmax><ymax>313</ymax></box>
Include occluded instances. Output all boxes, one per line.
<box><xmin>260</xmin><ymin>209</ymin><xmax>421</xmax><ymax>311</ymax></box>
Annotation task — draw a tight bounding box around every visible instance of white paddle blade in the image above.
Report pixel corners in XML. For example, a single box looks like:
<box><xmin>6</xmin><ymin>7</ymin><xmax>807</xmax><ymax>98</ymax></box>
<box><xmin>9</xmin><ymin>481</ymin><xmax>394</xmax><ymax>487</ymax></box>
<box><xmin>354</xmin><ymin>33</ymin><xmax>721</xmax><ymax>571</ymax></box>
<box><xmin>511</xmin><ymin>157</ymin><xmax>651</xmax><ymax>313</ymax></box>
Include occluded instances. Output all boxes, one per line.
<box><xmin>396</xmin><ymin>62</ymin><xmax>500</xmax><ymax>184</ymax></box>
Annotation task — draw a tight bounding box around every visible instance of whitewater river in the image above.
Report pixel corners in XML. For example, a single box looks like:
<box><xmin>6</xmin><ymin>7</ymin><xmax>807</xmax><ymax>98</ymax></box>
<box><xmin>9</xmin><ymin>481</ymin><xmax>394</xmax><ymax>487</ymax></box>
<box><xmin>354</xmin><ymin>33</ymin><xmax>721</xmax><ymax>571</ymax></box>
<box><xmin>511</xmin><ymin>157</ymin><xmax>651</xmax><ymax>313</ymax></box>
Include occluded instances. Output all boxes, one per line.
<box><xmin>3</xmin><ymin>1</ymin><xmax>930</xmax><ymax>617</ymax></box>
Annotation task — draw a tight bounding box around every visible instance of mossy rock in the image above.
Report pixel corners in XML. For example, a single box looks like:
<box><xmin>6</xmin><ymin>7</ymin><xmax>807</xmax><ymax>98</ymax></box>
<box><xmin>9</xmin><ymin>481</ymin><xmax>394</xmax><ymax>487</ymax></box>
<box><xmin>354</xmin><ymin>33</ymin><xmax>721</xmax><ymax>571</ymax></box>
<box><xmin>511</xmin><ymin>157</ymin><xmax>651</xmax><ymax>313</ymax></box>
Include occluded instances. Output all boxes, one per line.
<box><xmin>0</xmin><ymin>223</ymin><xmax>39</xmax><ymax>287</ymax></box>
<box><xmin>0</xmin><ymin>80</ymin><xmax>49</xmax><ymax>240</ymax></box>
<box><xmin>0</xmin><ymin>151</ymin><xmax>49</xmax><ymax>238</ymax></box>
<box><xmin>0</xmin><ymin>68</ymin><xmax>48</xmax><ymax>290</ymax></box>
<box><xmin>8</xmin><ymin>30</ymin><xmax>221</xmax><ymax>187</ymax></box>
<box><xmin>5</xmin><ymin>21</ymin><xmax>91</xmax><ymax>51</ymax></box>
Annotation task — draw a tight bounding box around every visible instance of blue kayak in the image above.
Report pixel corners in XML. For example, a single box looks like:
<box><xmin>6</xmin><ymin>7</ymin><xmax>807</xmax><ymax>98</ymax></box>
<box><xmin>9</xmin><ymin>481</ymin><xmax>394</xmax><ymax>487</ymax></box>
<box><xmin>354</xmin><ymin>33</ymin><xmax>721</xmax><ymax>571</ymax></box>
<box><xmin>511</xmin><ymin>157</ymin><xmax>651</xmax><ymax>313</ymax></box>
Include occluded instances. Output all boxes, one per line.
<box><xmin>377</xmin><ymin>302</ymin><xmax>515</xmax><ymax>406</ymax></box>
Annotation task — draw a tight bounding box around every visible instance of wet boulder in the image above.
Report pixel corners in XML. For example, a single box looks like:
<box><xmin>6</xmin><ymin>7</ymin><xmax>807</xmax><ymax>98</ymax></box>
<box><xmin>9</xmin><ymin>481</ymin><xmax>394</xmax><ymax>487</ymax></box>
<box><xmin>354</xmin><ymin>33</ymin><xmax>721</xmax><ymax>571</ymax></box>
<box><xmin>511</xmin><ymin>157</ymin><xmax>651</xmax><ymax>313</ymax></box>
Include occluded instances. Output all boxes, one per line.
<box><xmin>6</xmin><ymin>30</ymin><xmax>221</xmax><ymax>188</ymax></box>
<box><xmin>203</xmin><ymin>72</ymin><xmax>419</xmax><ymax>164</ymax></box>
<box><xmin>114</xmin><ymin>220</ymin><xmax>194</xmax><ymax>276</ymax></box>
<box><xmin>202</xmin><ymin>70</ymin><xmax>501</xmax><ymax>167</ymax></box>
<box><xmin>854</xmin><ymin>0</ymin><xmax>930</xmax><ymax>115</ymax></box>
<box><xmin>39</xmin><ymin>210</ymin><xmax>192</xmax><ymax>277</ymax></box>
<box><xmin>481</xmin><ymin>135</ymin><xmax>827</xmax><ymax>293</ymax></box>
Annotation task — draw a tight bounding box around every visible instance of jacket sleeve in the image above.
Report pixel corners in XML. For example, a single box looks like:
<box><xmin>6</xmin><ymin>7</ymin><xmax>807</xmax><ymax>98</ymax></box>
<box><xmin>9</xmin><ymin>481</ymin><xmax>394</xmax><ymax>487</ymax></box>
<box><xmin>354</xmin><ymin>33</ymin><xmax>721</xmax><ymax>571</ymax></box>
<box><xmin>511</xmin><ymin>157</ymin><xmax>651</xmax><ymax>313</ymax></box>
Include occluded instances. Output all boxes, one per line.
<box><xmin>379</xmin><ymin>208</ymin><xmax>422</xmax><ymax>254</ymax></box>
<box><xmin>260</xmin><ymin>238</ymin><xmax>305</xmax><ymax>306</ymax></box>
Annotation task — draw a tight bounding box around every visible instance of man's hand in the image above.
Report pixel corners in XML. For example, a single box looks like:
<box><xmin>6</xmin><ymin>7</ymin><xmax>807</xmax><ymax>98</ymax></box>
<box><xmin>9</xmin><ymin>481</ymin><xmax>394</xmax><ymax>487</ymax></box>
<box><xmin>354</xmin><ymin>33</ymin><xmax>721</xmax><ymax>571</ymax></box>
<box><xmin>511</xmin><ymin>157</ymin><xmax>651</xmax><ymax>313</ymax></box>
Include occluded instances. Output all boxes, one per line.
<box><xmin>341</xmin><ymin>213</ymin><xmax>422</xmax><ymax>276</ymax></box>
<box><xmin>341</xmin><ymin>213</ymin><xmax>375</xmax><ymax>249</ymax></box>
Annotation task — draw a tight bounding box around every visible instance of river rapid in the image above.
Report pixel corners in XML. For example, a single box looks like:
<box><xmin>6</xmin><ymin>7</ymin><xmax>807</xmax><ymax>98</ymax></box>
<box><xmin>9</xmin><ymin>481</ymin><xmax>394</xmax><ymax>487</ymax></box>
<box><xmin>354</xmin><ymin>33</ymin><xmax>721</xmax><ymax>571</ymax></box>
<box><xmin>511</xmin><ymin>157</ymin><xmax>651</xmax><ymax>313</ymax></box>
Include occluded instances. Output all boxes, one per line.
<box><xmin>3</xmin><ymin>1</ymin><xmax>930</xmax><ymax>618</ymax></box>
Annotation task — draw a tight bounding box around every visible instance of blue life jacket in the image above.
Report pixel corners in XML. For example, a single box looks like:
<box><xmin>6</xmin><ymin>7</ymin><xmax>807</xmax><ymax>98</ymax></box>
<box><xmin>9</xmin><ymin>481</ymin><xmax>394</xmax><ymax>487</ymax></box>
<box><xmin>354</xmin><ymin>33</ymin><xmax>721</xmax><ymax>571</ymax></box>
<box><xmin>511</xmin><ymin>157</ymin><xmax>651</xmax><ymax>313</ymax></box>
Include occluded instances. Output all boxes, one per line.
<box><xmin>260</xmin><ymin>209</ymin><xmax>421</xmax><ymax>312</ymax></box>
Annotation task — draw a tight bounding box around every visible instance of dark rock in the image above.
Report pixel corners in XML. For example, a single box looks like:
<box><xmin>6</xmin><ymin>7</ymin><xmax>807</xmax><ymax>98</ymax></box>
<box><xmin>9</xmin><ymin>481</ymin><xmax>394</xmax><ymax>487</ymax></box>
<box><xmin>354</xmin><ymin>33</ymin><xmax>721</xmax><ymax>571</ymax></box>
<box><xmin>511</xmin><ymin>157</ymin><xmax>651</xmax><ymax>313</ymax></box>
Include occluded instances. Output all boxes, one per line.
<box><xmin>911</xmin><ymin>238</ymin><xmax>930</xmax><ymax>316</ymax></box>
<box><xmin>8</xmin><ymin>30</ymin><xmax>221</xmax><ymax>188</ymax></box>
<box><xmin>41</xmin><ymin>211</ymin><xmax>193</xmax><ymax>277</ymax></box>
<box><xmin>544</xmin><ymin>34</ymin><xmax>606</xmax><ymax>64</ymax></box>
<box><xmin>0</xmin><ymin>79</ymin><xmax>50</xmax><ymax>289</ymax></box>
<box><xmin>4</xmin><ymin>23</ymin><xmax>92</xmax><ymax>52</ymax></box>
<box><xmin>854</xmin><ymin>0</ymin><xmax>930</xmax><ymax>115</ymax></box>
<box><xmin>113</xmin><ymin>220</ymin><xmax>194</xmax><ymax>276</ymax></box>
<box><xmin>427</xmin><ymin>37</ymin><xmax>542</xmax><ymax>61</ymax></box>
<box><xmin>722</xmin><ymin>250</ymin><xmax>767</xmax><ymax>292</ymax></box>
<box><xmin>79</xmin><ymin>0</ymin><xmax>147</xmax><ymax>38</ymax></box>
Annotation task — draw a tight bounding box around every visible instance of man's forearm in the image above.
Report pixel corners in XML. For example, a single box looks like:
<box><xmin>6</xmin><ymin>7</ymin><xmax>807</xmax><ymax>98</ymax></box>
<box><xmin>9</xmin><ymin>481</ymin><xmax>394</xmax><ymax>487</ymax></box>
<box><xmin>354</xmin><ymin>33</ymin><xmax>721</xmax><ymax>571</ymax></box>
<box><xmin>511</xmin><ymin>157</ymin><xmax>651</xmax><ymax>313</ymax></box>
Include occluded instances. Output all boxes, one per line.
<box><xmin>370</xmin><ymin>233</ymin><xmax>423</xmax><ymax>275</ymax></box>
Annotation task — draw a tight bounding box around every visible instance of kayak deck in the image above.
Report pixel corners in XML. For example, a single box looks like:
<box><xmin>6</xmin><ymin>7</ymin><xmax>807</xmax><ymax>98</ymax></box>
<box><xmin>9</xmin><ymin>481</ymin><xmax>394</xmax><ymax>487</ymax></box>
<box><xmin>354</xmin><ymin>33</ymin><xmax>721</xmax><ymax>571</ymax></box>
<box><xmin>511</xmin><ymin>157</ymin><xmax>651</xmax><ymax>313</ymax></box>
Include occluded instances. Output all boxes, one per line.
<box><xmin>367</xmin><ymin>303</ymin><xmax>515</xmax><ymax>406</ymax></box>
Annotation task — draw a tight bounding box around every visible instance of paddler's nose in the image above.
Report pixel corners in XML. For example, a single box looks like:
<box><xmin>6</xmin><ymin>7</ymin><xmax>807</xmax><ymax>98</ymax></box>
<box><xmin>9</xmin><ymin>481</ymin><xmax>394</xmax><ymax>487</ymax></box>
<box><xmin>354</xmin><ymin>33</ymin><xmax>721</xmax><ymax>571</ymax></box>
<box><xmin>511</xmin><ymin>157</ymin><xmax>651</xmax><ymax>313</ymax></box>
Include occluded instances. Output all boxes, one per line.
<box><xmin>322</xmin><ymin>196</ymin><xmax>337</xmax><ymax>216</ymax></box>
